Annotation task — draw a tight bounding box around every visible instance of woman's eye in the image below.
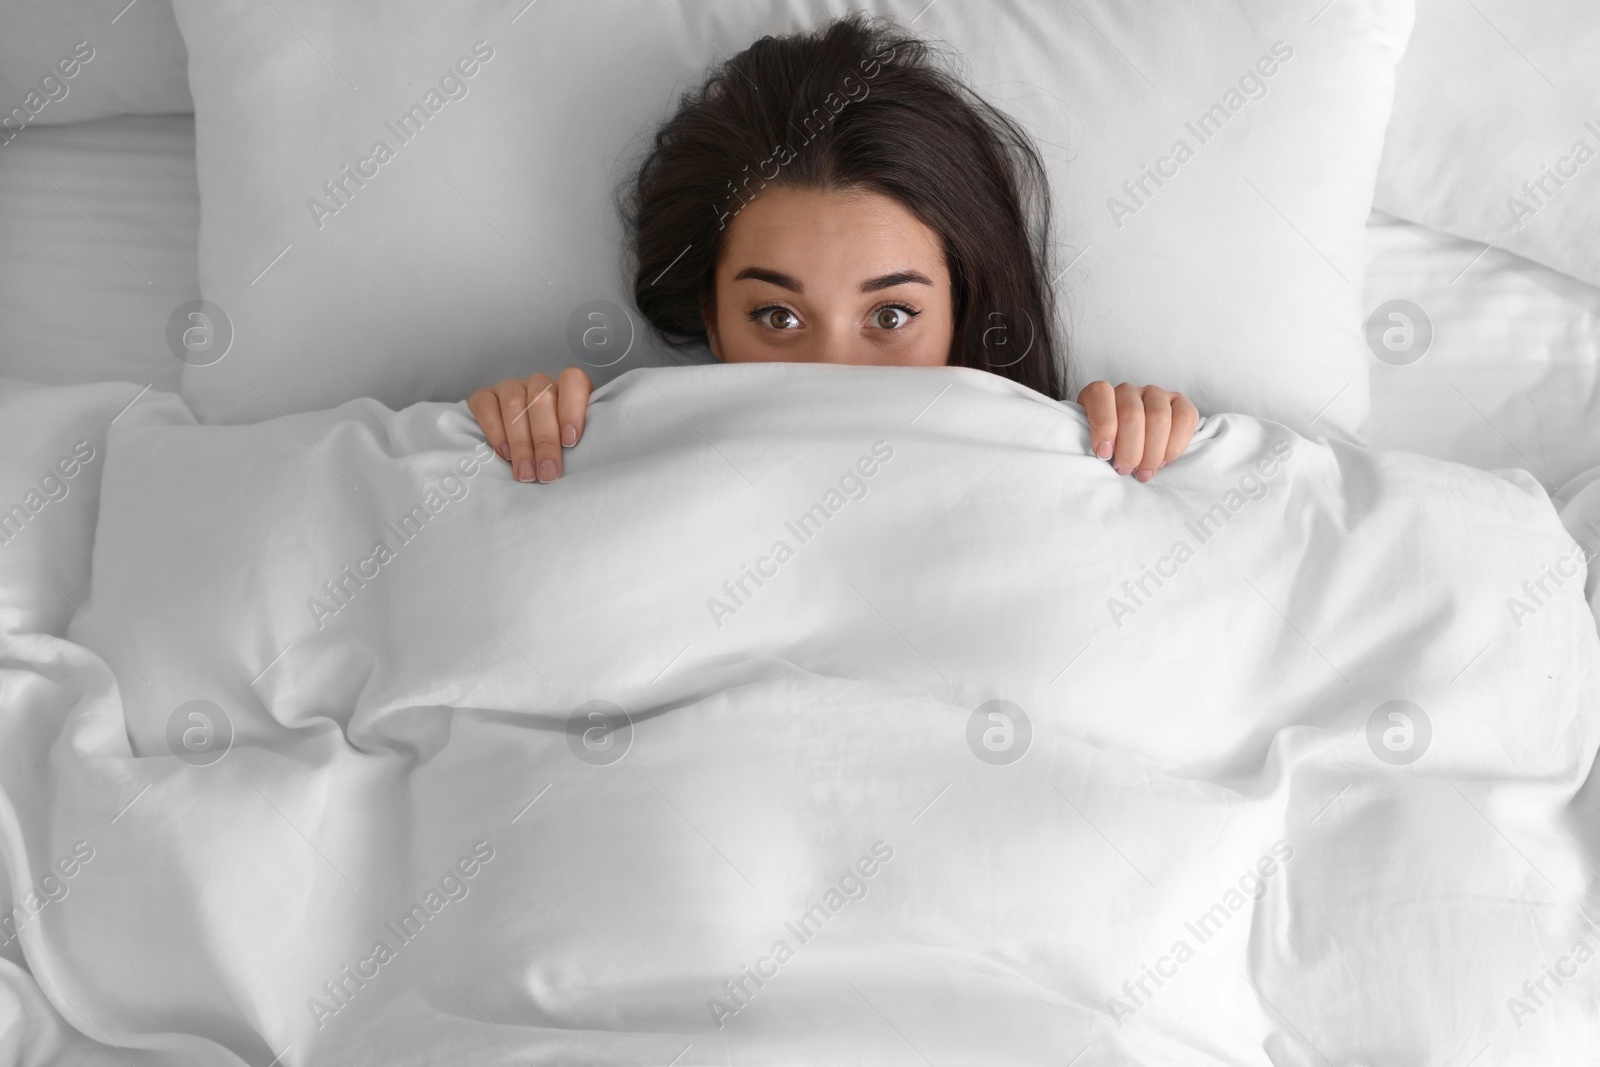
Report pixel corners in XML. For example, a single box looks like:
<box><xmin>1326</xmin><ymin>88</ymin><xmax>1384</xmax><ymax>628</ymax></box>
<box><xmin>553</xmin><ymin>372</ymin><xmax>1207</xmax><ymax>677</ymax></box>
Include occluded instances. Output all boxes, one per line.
<box><xmin>872</xmin><ymin>305</ymin><xmax>918</xmax><ymax>330</ymax></box>
<box><xmin>752</xmin><ymin>306</ymin><xmax>800</xmax><ymax>330</ymax></box>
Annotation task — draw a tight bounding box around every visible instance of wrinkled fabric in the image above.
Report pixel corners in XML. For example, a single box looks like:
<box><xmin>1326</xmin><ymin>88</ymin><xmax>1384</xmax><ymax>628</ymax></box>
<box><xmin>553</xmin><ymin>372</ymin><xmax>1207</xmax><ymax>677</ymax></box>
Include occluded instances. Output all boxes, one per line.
<box><xmin>3</xmin><ymin>362</ymin><xmax>1598</xmax><ymax>1066</ymax></box>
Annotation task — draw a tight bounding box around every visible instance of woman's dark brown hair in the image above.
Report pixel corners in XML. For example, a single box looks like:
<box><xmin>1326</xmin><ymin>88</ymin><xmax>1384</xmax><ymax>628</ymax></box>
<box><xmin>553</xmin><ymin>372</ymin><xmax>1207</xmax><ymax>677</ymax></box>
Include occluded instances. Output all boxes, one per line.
<box><xmin>620</xmin><ymin>13</ymin><xmax>1065</xmax><ymax>400</ymax></box>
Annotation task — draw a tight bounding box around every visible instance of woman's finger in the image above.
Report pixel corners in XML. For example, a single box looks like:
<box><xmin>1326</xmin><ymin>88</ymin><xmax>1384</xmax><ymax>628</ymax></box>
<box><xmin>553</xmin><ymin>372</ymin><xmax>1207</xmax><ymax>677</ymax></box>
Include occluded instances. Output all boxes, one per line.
<box><xmin>497</xmin><ymin>378</ymin><xmax>539</xmax><ymax>483</ymax></box>
<box><xmin>1137</xmin><ymin>388</ymin><xmax>1172</xmax><ymax>483</ymax></box>
<box><xmin>1112</xmin><ymin>382</ymin><xmax>1145</xmax><ymax>475</ymax></box>
<box><xmin>1163</xmin><ymin>392</ymin><xmax>1200</xmax><ymax>468</ymax></box>
<box><xmin>468</xmin><ymin>388</ymin><xmax>509</xmax><ymax>463</ymax></box>
<box><xmin>557</xmin><ymin>367</ymin><xmax>592</xmax><ymax>448</ymax></box>
<box><xmin>1077</xmin><ymin>380</ymin><xmax>1116</xmax><ymax>460</ymax></box>
<box><xmin>520</xmin><ymin>374</ymin><xmax>562</xmax><ymax>482</ymax></box>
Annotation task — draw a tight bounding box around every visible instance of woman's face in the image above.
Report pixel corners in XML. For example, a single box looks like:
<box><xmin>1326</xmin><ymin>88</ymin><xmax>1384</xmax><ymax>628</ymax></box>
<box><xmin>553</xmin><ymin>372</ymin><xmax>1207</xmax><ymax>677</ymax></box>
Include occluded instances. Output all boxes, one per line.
<box><xmin>703</xmin><ymin>186</ymin><xmax>955</xmax><ymax>367</ymax></box>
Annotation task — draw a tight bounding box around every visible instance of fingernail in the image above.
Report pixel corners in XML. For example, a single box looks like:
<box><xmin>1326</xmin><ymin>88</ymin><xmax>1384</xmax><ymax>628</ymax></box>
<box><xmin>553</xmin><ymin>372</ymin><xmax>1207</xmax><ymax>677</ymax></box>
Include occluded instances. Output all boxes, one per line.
<box><xmin>497</xmin><ymin>442</ymin><xmax>510</xmax><ymax>460</ymax></box>
<box><xmin>1114</xmin><ymin>465</ymin><xmax>1131</xmax><ymax>476</ymax></box>
<box><xmin>516</xmin><ymin>460</ymin><xmax>534</xmax><ymax>482</ymax></box>
<box><xmin>538</xmin><ymin>459</ymin><xmax>558</xmax><ymax>483</ymax></box>
<box><xmin>561</xmin><ymin>424</ymin><xmax>577</xmax><ymax>447</ymax></box>
<box><xmin>1095</xmin><ymin>441</ymin><xmax>1113</xmax><ymax>460</ymax></box>
<box><xmin>1135</xmin><ymin>468</ymin><xmax>1153</xmax><ymax>482</ymax></box>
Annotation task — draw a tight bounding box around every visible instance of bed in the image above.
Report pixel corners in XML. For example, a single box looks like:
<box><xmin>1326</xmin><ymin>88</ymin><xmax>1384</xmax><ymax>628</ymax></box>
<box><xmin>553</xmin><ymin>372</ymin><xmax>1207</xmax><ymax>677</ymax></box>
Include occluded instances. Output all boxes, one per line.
<box><xmin>3</xmin><ymin>2</ymin><xmax>1598</xmax><ymax>1065</ymax></box>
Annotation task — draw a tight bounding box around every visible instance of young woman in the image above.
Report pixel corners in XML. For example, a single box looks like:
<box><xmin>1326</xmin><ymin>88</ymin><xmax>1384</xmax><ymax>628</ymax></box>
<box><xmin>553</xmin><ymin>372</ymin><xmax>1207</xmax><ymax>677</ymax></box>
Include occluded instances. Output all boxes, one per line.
<box><xmin>468</xmin><ymin>14</ymin><xmax>1198</xmax><ymax>484</ymax></box>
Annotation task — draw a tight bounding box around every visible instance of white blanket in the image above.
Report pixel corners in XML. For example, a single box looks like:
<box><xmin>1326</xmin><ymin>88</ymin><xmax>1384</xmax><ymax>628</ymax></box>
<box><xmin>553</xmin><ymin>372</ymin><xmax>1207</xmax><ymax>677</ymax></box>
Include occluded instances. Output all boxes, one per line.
<box><xmin>3</xmin><ymin>363</ymin><xmax>1599</xmax><ymax>1065</ymax></box>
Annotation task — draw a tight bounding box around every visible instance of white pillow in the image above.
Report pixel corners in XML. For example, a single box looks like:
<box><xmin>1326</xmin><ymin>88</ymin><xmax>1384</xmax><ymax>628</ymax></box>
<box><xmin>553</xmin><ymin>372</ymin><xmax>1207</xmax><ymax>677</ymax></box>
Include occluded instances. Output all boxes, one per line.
<box><xmin>0</xmin><ymin>0</ymin><xmax>191</xmax><ymax>130</ymax></box>
<box><xmin>1361</xmin><ymin>211</ymin><xmax>1600</xmax><ymax>489</ymax></box>
<box><xmin>170</xmin><ymin>0</ymin><xmax>1412</xmax><ymax>439</ymax></box>
<box><xmin>0</xmin><ymin>115</ymin><xmax>199</xmax><ymax>392</ymax></box>
<box><xmin>0</xmin><ymin>379</ymin><xmax>193</xmax><ymax>637</ymax></box>
<box><xmin>1374</xmin><ymin>0</ymin><xmax>1600</xmax><ymax>289</ymax></box>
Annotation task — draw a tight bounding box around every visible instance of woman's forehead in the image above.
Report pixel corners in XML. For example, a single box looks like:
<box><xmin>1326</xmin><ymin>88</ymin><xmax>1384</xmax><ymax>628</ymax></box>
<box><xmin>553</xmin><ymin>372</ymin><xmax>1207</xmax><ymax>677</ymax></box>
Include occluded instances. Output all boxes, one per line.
<box><xmin>718</xmin><ymin>186</ymin><xmax>948</xmax><ymax>287</ymax></box>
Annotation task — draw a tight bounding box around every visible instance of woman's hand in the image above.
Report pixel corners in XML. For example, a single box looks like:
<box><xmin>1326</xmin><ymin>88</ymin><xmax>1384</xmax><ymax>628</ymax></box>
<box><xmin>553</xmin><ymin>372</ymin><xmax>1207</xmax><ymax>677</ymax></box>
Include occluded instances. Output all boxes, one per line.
<box><xmin>1077</xmin><ymin>381</ymin><xmax>1199</xmax><ymax>482</ymax></box>
<box><xmin>468</xmin><ymin>368</ymin><xmax>592</xmax><ymax>482</ymax></box>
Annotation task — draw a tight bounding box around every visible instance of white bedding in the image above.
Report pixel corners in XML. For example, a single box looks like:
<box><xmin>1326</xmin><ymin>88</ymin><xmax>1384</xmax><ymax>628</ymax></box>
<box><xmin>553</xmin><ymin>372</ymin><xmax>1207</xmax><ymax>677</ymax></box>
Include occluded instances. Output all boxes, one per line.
<box><xmin>0</xmin><ymin>114</ymin><xmax>198</xmax><ymax>392</ymax></box>
<box><xmin>4</xmin><ymin>115</ymin><xmax>1600</xmax><ymax>499</ymax></box>
<box><xmin>2</xmin><ymin>363</ymin><xmax>1598</xmax><ymax>1064</ymax></box>
<box><xmin>1362</xmin><ymin>210</ymin><xmax>1600</xmax><ymax>490</ymax></box>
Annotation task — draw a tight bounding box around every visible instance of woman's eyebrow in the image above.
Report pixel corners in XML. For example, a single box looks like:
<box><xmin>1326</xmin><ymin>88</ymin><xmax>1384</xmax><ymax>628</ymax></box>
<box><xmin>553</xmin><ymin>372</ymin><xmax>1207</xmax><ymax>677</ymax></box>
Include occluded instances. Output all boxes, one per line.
<box><xmin>729</xmin><ymin>267</ymin><xmax>934</xmax><ymax>294</ymax></box>
<box><xmin>859</xmin><ymin>270</ymin><xmax>932</xmax><ymax>293</ymax></box>
<box><xmin>732</xmin><ymin>267</ymin><xmax>804</xmax><ymax>292</ymax></box>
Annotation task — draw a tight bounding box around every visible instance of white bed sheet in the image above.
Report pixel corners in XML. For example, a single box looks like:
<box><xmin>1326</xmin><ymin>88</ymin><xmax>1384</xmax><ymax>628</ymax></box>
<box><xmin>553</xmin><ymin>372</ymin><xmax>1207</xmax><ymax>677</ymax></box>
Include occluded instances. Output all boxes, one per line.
<box><xmin>1362</xmin><ymin>210</ymin><xmax>1600</xmax><ymax>494</ymax></box>
<box><xmin>1</xmin><ymin>363</ymin><xmax>1595</xmax><ymax>1064</ymax></box>
<box><xmin>0</xmin><ymin>114</ymin><xmax>198</xmax><ymax>393</ymax></box>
